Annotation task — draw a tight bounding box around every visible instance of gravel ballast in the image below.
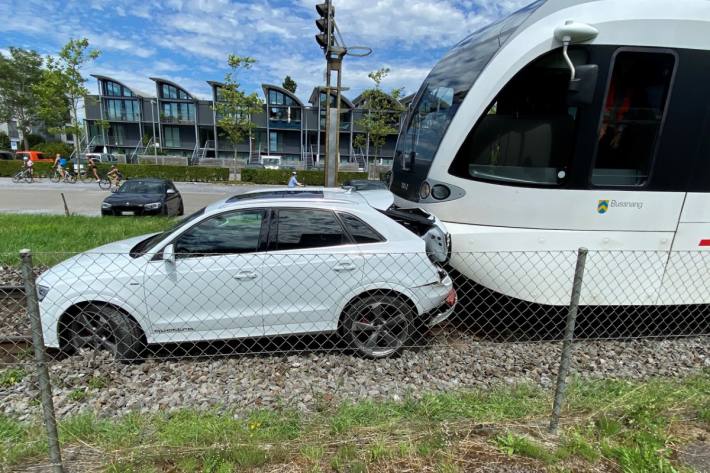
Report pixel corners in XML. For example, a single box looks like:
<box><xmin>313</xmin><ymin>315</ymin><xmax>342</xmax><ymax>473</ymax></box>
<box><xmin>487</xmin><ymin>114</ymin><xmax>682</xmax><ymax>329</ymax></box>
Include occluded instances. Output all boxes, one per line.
<box><xmin>1</xmin><ymin>336</ymin><xmax>707</xmax><ymax>422</ymax></box>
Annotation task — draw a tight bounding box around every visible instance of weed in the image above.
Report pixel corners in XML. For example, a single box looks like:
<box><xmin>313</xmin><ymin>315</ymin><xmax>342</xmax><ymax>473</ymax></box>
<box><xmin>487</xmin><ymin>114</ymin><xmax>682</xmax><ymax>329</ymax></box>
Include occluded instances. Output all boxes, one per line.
<box><xmin>68</xmin><ymin>389</ymin><xmax>87</xmax><ymax>402</ymax></box>
<box><xmin>87</xmin><ymin>375</ymin><xmax>108</xmax><ymax>390</ymax></box>
<box><xmin>495</xmin><ymin>432</ymin><xmax>556</xmax><ymax>464</ymax></box>
<box><xmin>0</xmin><ymin>368</ymin><xmax>26</xmax><ymax>387</ymax></box>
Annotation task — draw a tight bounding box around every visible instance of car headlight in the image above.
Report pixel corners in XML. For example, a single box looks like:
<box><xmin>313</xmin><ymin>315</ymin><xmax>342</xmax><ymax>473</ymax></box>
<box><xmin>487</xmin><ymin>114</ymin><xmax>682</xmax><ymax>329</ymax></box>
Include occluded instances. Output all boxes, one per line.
<box><xmin>37</xmin><ymin>285</ymin><xmax>50</xmax><ymax>302</ymax></box>
<box><xmin>101</xmin><ymin>202</ymin><xmax>112</xmax><ymax>209</ymax></box>
<box><xmin>145</xmin><ymin>202</ymin><xmax>162</xmax><ymax>210</ymax></box>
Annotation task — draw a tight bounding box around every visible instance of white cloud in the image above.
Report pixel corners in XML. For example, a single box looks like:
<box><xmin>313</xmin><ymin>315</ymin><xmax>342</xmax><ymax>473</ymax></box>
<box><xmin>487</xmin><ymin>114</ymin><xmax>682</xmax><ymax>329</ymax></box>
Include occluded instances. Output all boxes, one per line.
<box><xmin>88</xmin><ymin>32</ymin><xmax>155</xmax><ymax>58</ymax></box>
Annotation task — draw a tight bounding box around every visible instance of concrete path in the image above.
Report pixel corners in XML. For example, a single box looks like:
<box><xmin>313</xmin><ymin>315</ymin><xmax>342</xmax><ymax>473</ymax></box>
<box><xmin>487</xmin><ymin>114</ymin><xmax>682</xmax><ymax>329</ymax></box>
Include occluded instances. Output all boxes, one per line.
<box><xmin>0</xmin><ymin>178</ymin><xmax>274</xmax><ymax>216</ymax></box>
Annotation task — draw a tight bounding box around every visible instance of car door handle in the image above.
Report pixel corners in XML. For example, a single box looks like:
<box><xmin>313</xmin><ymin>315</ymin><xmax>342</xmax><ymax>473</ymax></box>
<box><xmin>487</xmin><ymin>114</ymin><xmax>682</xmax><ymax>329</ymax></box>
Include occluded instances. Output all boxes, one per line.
<box><xmin>333</xmin><ymin>262</ymin><xmax>356</xmax><ymax>272</ymax></box>
<box><xmin>234</xmin><ymin>271</ymin><xmax>258</xmax><ymax>280</ymax></box>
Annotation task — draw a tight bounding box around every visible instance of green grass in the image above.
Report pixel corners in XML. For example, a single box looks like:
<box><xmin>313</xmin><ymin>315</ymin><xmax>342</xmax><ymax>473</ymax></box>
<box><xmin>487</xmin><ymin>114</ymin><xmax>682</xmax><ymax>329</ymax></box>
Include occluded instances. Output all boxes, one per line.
<box><xmin>2</xmin><ymin>372</ymin><xmax>708</xmax><ymax>472</ymax></box>
<box><xmin>0</xmin><ymin>214</ymin><xmax>175</xmax><ymax>266</ymax></box>
<box><xmin>0</xmin><ymin>367</ymin><xmax>26</xmax><ymax>387</ymax></box>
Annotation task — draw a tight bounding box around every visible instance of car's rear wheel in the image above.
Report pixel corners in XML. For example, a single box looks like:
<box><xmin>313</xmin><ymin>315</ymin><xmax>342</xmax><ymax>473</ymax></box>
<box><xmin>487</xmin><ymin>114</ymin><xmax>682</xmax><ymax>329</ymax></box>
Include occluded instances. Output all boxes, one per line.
<box><xmin>67</xmin><ymin>304</ymin><xmax>146</xmax><ymax>362</ymax></box>
<box><xmin>342</xmin><ymin>294</ymin><xmax>413</xmax><ymax>358</ymax></box>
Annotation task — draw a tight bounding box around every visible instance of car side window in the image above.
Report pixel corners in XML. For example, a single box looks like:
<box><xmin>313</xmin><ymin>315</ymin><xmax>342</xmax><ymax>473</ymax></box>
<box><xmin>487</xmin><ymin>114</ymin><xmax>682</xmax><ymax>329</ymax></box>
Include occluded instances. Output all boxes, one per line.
<box><xmin>174</xmin><ymin>209</ymin><xmax>265</xmax><ymax>257</ymax></box>
<box><xmin>338</xmin><ymin>213</ymin><xmax>384</xmax><ymax>244</ymax></box>
<box><xmin>275</xmin><ymin>209</ymin><xmax>347</xmax><ymax>250</ymax></box>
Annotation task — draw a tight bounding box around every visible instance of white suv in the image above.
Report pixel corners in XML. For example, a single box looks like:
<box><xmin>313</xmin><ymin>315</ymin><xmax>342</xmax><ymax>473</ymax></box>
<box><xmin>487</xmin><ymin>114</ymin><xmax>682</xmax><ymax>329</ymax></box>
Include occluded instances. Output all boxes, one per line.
<box><xmin>36</xmin><ymin>188</ymin><xmax>456</xmax><ymax>360</ymax></box>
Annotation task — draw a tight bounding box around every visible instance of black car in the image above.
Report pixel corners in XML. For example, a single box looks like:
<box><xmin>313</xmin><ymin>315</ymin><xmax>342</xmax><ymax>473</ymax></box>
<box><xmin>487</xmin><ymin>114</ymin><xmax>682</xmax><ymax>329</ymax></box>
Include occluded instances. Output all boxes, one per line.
<box><xmin>101</xmin><ymin>179</ymin><xmax>184</xmax><ymax>216</ymax></box>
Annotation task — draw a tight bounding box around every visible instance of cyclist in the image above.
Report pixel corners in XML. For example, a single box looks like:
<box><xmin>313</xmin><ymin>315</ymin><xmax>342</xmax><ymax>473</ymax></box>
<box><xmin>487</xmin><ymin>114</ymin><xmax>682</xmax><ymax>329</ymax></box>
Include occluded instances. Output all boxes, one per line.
<box><xmin>107</xmin><ymin>165</ymin><xmax>122</xmax><ymax>188</ymax></box>
<box><xmin>87</xmin><ymin>155</ymin><xmax>100</xmax><ymax>182</ymax></box>
<box><xmin>53</xmin><ymin>153</ymin><xmax>67</xmax><ymax>180</ymax></box>
<box><xmin>22</xmin><ymin>156</ymin><xmax>34</xmax><ymax>182</ymax></box>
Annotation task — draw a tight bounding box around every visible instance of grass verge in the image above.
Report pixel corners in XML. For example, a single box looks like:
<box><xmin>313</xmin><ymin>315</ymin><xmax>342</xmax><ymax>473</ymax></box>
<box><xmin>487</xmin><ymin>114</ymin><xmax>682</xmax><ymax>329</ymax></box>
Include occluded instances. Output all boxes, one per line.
<box><xmin>1</xmin><ymin>370</ymin><xmax>707</xmax><ymax>472</ymax></box>
<box><xmin>0</xmin><ymin>214</ymin><xmax>175</xmax><ymax>266</ymax></box>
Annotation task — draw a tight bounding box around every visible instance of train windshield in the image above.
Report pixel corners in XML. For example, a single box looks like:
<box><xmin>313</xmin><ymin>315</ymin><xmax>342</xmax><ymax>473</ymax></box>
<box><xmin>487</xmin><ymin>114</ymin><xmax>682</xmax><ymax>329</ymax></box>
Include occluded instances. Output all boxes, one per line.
<box><xmin>391</xmin><ymin>0</ymin><xmax>545</xmax><ymax>200</ymax></box>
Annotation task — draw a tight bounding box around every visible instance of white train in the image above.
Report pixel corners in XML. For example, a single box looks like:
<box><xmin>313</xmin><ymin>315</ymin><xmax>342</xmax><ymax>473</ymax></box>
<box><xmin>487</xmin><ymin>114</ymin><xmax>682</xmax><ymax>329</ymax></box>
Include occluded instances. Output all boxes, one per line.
<box><xmin>390</xmin><ymin>0</ymin><xmax>710</xmax><ymax>306</ymax></box>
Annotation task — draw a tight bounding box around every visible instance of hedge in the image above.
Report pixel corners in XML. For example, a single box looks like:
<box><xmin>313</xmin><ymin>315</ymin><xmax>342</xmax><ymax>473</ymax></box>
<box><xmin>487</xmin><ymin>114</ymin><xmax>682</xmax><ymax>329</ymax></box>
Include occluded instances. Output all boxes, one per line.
<box><xmin>0</xmin><ymin>160</ymin><xmax>230</xmax><ymax>182</ymax></box>
<box><xmin>240</xmin><ymin>168</ymin><xmax>368</xmax><ymax>185</ymax></box>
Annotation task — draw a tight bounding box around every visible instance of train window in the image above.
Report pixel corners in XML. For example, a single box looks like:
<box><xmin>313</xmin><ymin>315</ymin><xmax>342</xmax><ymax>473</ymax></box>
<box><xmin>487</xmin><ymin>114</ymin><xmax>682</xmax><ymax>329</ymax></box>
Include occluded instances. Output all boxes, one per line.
<box><xmin>449</xmin><ymin>49</ymin><xmax>587</xmax><ymax>186</ymax></box>
<box><xmin>592</xmin><ymin>51</ymin><xmax>675</xmax><ymax>187</ymax></box>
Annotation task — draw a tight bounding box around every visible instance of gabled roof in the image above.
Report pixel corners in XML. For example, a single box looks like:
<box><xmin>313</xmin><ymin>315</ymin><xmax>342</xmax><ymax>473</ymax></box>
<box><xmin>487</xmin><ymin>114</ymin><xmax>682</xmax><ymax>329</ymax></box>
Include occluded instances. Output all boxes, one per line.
<box><xmin>149</xmin><ymin>77</ymin><xmax>195</xmax><ymax>100</ymax></box>
<box><xmin>261</xmin><ymin>84</ymin><xmax>304</xmax><ymax>107</ymax></box>
<box><xmin>308</xmin><ymin>87</ymin><xmax>354</xmax><ymax>109</ymax></box>
<box><xmin>90</xmin><ymin>74</ymin><xmax>153</xmax><ymax>98</ymax></box>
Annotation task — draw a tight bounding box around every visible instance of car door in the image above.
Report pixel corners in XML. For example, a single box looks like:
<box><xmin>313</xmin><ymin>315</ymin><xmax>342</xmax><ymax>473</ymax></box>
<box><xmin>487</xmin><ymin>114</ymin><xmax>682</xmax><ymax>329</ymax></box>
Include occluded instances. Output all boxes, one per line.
<box><xmin>142</xmin><ymin>208</ymin><xmax>267</xmax><ymax>343</ymax></box>
<box><xmin>261</xmin><ymin>207</ymin><xmax>364</xmax><ymax>336</ymax></box>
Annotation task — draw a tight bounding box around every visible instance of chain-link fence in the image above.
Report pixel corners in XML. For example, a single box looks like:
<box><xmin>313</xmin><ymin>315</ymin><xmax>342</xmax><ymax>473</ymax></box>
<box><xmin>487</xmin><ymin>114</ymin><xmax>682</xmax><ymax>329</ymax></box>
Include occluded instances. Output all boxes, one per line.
<box><xmin>1</xmin><ymin>248</ymin><xmax>708</xmax><ymax>471</ymax></box>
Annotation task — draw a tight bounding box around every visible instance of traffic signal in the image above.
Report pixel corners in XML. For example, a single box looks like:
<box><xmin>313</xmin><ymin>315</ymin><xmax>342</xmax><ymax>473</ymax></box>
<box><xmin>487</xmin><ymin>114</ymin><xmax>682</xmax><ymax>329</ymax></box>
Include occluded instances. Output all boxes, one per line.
<box><xmin>315</xmin><ymin>2</ymin><xmax>332</xmax><ymax>52</ymax></box>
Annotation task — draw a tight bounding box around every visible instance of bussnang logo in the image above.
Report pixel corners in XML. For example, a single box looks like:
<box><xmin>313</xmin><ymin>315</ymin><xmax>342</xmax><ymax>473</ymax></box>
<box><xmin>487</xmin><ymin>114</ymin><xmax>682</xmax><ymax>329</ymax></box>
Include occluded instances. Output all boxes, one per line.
<box><xmin>597</xmin><ymin>199</ymin><xmax>644</xmax><ymax>214</ymax></box>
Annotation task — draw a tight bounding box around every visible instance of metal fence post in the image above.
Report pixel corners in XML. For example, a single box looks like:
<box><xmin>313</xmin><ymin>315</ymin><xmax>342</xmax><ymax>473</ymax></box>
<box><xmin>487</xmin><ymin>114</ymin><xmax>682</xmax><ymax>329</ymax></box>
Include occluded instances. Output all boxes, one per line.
<box><xmin>20</xmin><ymin>249</ymin><xmax>65</xmax><ymax>473</ymax></box>
<box><xmin>549</xmin><ymin>247</ymin><xmax>588</xmax><ymax>434</ymax></box>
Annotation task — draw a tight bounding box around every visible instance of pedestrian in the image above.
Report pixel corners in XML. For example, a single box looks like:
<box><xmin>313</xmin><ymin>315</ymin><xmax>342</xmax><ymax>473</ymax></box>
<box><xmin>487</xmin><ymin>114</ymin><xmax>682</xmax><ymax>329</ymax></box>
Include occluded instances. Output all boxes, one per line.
<box><xmin>288</xmin><ymin>171</ymin><xmax>304</xmax><ymax>188</ymax></box>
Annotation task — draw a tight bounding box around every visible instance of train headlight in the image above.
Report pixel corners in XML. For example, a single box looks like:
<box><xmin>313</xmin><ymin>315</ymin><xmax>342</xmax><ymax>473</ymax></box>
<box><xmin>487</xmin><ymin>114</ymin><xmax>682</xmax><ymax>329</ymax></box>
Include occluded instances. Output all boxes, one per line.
<box><xmin>419</xmin><ymin>181</ymin><xmax>431</xmax><ymax>200</ymax></box>
<box><xmin>431</xmin><ymin>184</ymin><xmax>451</xmax><ymax>200</ymax></box>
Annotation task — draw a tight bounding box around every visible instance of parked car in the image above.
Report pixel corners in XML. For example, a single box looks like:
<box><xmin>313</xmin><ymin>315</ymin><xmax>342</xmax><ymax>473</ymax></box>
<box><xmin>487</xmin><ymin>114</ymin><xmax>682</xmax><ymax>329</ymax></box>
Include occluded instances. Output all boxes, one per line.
<box><xmin>0</xmin><ymin>151</ymin><xmax>15</xmax><ymax>160</ymax></box>
<box><xmin>101</xmin><ymin>179</ymin><xmax>184</xmax><ymax>216</ymax></box>
<box><xmin>15</xmin><ymin>150</ymin><xmax>53</xmax><ymax>163</ymax></box>
<box><xmin>84</xmin><ymin>152</ymin><xmax>119</xmax><ymax>163</ymax></box>
<box><xmin>342</xmin><ymin>179</ymin><xmax>389</xmax><ymax>191</ymax></box>
<box><xmin>38</xmin><ymin>188</ymin><xmax>456</xmax><ymax>360</ymax></box>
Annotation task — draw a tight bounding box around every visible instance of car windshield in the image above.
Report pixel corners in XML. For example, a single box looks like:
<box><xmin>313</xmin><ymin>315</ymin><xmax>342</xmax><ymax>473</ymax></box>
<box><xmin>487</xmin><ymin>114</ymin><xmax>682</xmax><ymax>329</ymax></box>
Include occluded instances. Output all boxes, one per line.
<box><xmin>130</xmin><ymin>207</ymin><xmax>206</xmax><ymax>257</ymax></box>
<box><xmin>118</xmin><ymin>181</ymin><xmax>165</xmax><ymax>194</ymax></box>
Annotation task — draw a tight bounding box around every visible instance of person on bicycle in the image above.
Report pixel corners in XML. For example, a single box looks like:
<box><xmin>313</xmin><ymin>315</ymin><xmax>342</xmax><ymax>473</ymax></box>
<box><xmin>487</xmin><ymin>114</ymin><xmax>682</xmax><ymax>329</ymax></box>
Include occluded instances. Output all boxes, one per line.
<box><xmin>287</xmin><ymin>171</ymin><xmax>304</xmax><ymax>188</ymax></box>
<box><xmin>22</xmin><ymin>156</ymin><xmax>34</xmax><ymax>182</ymax></box>
<box><xmin>107</xmin><ymin>165</ymin><xmax>121</xmax><ymax>187</ymax></box>
<box><xmin>87</xmin><ymin>155</ymin><xmax>100</xmax><ymax>182</ymax></box>
<box><xmin>54</xmin><ymin>153</ymin><xmax>67</xmax><ymax>180</ymax></box>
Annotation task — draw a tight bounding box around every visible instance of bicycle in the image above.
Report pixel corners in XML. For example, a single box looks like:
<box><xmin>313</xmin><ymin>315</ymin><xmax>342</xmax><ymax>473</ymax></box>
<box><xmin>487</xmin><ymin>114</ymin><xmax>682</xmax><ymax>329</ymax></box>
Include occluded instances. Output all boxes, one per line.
<box><xmin>107</xmin><ymin>171</ymin><xmax>124</xmax><ymax>192</ymax></box>
<box><xmin>12</xmin><ymin>168</ymin><xmax>34</xmax><ymax>183</ymax></box>
<box><xmin>49</xmin><ymin>167</ymin><xmax>77</xmax><ymax>184</ymax></box>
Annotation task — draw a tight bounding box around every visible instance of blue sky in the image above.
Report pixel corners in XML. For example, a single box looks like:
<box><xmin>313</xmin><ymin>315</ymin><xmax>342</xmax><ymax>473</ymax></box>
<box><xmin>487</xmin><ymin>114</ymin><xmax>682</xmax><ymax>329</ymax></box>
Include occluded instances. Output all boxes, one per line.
<box><xmin>0</xmin><ymin>0</ymin><xmax>529</xmax><ymax>102</ymax></box>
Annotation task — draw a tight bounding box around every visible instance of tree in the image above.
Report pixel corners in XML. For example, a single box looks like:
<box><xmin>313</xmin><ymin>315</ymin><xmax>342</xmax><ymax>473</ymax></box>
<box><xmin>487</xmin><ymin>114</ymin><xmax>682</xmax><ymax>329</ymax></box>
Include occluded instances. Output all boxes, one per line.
<box><xmin>0</xmin><ymin>131</ymin><xmax>10</xmax><ymax>150</ymax></box>
<box><xmin>0</xmin><ymin>48</ymin><xmax>44</xmax><ymax>151</ymax></box>
<box><xmin>36</xmin><ymin>38</ymin><xmax>100</xmax><ymax>155</ymax></box>
<box><xmin>213</xmin><ymin>55</ymin><xmax>263</xmax><ymax>160</ymax></box>
<box><xmin>353</xmin><ymin>68</ymin><xmax>404</xmax><ymax>162</ymax></box>
<box><xmin>282</xmin><ymin>75</ymin><xmax>297</xmax><ymax>94</ymax></box>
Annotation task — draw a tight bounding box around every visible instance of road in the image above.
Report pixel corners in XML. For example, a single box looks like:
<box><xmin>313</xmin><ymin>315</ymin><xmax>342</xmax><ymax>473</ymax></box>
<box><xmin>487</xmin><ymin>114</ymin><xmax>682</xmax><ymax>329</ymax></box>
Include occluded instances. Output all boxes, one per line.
<box><xmin>0</xmin><ymin>178</ymin><xmax>273</xmax><ymax>216</ymax></box>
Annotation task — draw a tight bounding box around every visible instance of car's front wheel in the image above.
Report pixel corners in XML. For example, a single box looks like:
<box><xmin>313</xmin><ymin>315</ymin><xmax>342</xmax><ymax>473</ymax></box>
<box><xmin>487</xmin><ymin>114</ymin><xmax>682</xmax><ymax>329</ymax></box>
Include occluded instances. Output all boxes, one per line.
<box><xmin>341</xmin><ymin>294</ymin><xmax>413</xmax><ymax>358</ymax></box>
<box><xmin>66</xmin><ymin>304</ymin><xmax>146</xmax><ymax>362</ymax></box>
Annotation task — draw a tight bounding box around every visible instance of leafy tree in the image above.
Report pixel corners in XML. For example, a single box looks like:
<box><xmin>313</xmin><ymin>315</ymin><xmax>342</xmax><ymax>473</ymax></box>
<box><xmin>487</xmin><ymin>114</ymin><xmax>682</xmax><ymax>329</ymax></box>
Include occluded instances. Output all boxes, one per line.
<box><xmin>353</xmin><ymin>68</ymin><xmax>404</xmax><ymax>162</ymax></box>
<box><xmin>36</xmin><ymin>38</ymin><xmax>100</xmax><ymax>155</ymax></box>
<box><xmin>213</xmin><ymin>55</ymin><xmax>263</xmax><ymax>160</ymax></box>
<box><xmin>0</xmin><ymin>131</ymin><xmax>10</xmax><ymax>150</ymax></box>
<box><xmin>34</xmin><ymin>141</ymin><xmax>72</xmax><ymax>157</ymax></box>
<box><xmin>0</xmin><ymin>48</ymin><xmax>44</xmax><ymax>151</ymax></box>
<box><xmin>26</xmin><ymin>133</ymin><xmax>46</xmax><ymax>148</ymax></box>
<box><xmin>282</xmin><ymin>75</ymin><xmax>297</xmax><ymax>94</ymax></box>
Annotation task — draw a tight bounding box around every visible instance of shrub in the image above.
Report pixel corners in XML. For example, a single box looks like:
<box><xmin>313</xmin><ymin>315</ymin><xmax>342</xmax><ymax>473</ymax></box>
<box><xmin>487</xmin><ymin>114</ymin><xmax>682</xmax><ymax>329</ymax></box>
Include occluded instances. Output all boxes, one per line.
<box><xmin>34</xmin><ymin>141</ymin><xmax>73</xmax><ymax>158</ymax></box>
<box><xmin>0</xmin><ymin>161</ymin><xmax>230</xmax><ymax>182</ymax></box>
<box><xmin>25</xmin><ymin>133</ymin><xmax>45</xmax><ymax>149</ymax></box>
<box><xmin>0</xmin><ymin>131</ymin><xmax>10</xmax><ymax>150</ymax></box>
<box><xmin>240</xmin><ymin>168</ymin><xmax>367</xmax><ymax>185</ymax></box>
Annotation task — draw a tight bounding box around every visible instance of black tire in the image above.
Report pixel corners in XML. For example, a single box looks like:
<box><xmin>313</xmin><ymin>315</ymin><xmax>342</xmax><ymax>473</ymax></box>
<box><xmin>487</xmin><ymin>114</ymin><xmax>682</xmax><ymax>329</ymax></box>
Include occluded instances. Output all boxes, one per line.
<box><xmin>50</xmin><ymin>171</ymin><xmax>60</xmax><ymax>183</ymax></box>
<box><xmin>66</xmin><ymin>172</ymin><xmax>77</xmax><ymax>183</ymax></box>
<box><xmin>177</xmin><ymin>201</ymin><xmax>184</xmax><ymax>216</ymax></box>
<box><xmin>341</xmin><ymin>293</ymin><xmax>414</xmax><ymax>359</ymax></box>
<box><xmin>12</xmin><ymin>172</ymin><xmax>23</xmax><ymax>183</ymax></box>
<box><xmin>66</xmin><ymin>304</ymin><xmax>146</xmax><ymax>363</ymax></box>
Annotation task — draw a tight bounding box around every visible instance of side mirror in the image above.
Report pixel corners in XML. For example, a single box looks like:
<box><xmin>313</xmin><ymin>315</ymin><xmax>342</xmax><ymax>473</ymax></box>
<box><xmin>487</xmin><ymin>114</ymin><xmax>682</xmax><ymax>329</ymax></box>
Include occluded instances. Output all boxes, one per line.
<box><xmin>567</xmin><ymin>64</ymin><xmax>599</xmax><ymax>106</ymax></box>
<box><xmin>166</xmin><ymin>188</ymin><xmax>176</xmax><ymax>194</ymax></box>
<box><xmin>163</xmin><ymin>244</ymin><xmax>176</xmax><ymax>263</ymax></box>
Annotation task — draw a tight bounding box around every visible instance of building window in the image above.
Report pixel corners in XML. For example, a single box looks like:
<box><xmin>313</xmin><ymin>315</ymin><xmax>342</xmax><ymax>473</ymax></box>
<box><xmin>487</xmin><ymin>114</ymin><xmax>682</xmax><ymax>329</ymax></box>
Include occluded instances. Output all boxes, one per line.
<box><xmin>592</xmin><ymin>50</ymin><xmax>675</xmax><ymax>187</ymax></box>
<box><xmin>105</xmin><ymin>81</ymin><xmax>122</xmax><ymax>97</ymax></box>
<box><xmin>268</xmin><ymin>89</ymin><xmax>297</xmax><ymax>106</ymax></box>
<box><xmin>269</xmin><ymin>131</ymin><xmax>282</xmax><ymax>152</ymax></box>
<box><xmin>449</xmin><ymin>48</ymin><xmax>587</xmax><ymax>186</ymax></box>
<box><xmin>105</xmin><ymin>99</ymin><xmax>123</xmax><ymax>120</ymax></box>
<box><xmin>162</xmin><ymin>84</ymin><xmax>178</xmax><ymax>99</ymax></box>
<box><xmin>164</xmin><ymin>126</ymin><xmax>180</xmax><ymax>148</ymax></box>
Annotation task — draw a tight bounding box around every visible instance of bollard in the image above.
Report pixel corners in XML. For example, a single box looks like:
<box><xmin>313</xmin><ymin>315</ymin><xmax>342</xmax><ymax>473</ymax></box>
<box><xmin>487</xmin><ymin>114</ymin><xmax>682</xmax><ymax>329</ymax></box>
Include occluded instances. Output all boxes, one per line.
<box><xmin>20</xmin><ymin>249</ymin><xmax>65</xmax><ymax>473</ymax></box>
<box><xmin>549</xmin><ymin>247</ymin><xmax>588</xmax><ymax>434</ymax></box>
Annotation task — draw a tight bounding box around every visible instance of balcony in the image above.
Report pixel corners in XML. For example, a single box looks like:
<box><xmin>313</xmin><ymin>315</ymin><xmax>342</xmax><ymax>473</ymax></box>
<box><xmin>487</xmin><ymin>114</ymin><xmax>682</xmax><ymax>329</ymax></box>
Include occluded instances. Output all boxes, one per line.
<box><xmin>161</xmin><ymin>115</ymin><xmax>195</xmax><ymax>125</ymax></box>
<box><xmin>268</xmin><ymin>119</ymin><xmax>301</xmax><ymax>130</ymax></box>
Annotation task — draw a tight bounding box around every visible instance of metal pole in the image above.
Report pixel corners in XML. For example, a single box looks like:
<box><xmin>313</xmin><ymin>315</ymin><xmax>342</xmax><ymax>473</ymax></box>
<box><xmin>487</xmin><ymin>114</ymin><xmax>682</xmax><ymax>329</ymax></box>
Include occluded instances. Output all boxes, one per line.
<box><xmin>20</xmin><ymin>250</ymin><xmax>64</xmax><ymax>473</ymax></box>
<box><xmin>549</xmin><ymin>247</ymin><xmax>588</xmax><ymax>434</ymax></box>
